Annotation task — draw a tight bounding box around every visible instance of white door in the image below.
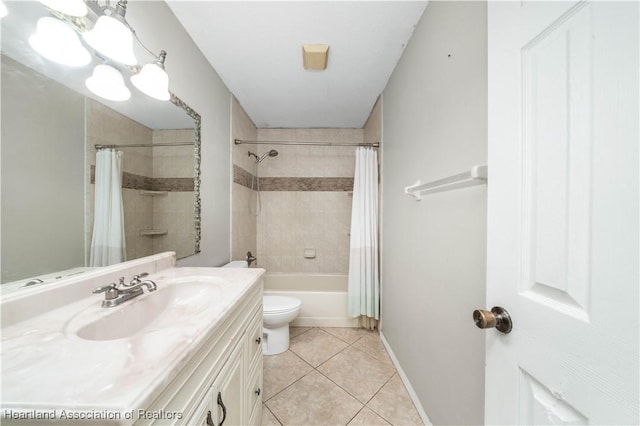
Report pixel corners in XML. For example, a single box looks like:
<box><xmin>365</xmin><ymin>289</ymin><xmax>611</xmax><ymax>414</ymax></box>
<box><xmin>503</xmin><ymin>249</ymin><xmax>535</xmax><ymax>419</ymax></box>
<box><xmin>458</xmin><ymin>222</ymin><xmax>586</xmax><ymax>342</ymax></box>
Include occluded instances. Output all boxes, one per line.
<box><xmin>486</xmin><ymin>1</ymin><xmax>639</xmax><ymax>424</ymax></box>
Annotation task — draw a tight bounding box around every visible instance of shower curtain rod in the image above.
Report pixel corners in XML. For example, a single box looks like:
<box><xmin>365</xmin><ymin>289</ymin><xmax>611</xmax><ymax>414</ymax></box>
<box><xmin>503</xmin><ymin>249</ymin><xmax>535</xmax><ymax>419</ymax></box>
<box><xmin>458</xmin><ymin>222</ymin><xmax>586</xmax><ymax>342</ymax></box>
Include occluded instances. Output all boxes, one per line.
<box><xmin>94</xmin><ymin>142</ymin><xmax>195</xmax><ymax>150</ymax></box>
<box><xmin>234</xmin><ymin>139</ymin><xmax>379</xmax><ymax>148</ymax></box>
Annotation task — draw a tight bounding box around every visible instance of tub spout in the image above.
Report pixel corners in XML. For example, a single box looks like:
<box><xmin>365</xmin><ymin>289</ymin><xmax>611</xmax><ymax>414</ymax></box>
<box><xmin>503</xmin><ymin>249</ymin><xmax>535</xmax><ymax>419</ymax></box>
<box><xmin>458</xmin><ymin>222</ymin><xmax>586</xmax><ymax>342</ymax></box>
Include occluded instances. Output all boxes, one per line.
<box><xmin>246</xmin><ymin>251</ymin><xmax>257</xmax><ymax>267</ymax></box>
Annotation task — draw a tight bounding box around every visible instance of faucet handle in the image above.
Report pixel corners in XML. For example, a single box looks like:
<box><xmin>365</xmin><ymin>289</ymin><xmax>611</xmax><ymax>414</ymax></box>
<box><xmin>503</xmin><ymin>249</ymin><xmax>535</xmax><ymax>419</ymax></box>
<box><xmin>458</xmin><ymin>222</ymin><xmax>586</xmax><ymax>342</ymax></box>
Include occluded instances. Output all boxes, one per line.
<box><xmin>126</xmin><ymin>273</ymin><xmax>148</xmax><ymax>287</ymax></box>
<box><xmin>93</xmin><ymin>284</ymin><xmax>116</xmax><ymax>293</ymax></box>
<box><xmin>131</xmin><ymin>272</ymin><xmax>149</xmax><ymax>282</ymax></box>
<box><xmin>93</xmin><ymin>284</ymin><xmax>119</xmax><ymax>300</ymax></box>
<box><xmin>118</xmin><ymin>276</ymin><xmax>136</xmax><ymax>288</ymax></box>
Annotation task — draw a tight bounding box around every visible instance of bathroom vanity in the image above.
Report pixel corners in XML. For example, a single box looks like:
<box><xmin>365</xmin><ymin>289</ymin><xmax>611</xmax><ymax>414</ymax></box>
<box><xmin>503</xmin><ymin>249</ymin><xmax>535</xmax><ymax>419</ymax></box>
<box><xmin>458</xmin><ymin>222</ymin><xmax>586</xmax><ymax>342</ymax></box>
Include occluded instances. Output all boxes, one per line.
<box><xmin>0</xmin><ymin>253</ymin><xmax>264</xmax><ymax>425</ymax></box>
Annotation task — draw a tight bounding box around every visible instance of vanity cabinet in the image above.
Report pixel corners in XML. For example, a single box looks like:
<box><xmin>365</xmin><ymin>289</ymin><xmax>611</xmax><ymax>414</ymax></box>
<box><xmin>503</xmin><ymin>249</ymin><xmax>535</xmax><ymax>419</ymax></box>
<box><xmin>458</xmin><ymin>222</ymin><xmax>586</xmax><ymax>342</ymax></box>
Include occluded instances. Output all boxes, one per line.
<box><xmin>206</xmin><ymin>339</ymin><xmax>244</xmax><ymax>426</ymax></box>
<box><xmin>136</xmin><ymin>280</ymin><xmax>263</xmax><ymax>426</ymax></box>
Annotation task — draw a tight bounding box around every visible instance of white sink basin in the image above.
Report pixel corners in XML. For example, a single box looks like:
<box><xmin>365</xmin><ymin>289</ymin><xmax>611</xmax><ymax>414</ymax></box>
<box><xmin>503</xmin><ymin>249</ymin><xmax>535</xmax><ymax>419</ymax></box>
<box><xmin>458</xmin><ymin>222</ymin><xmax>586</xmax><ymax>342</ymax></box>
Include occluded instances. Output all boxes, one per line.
<box><xmin>70</xmin><ymin>276</ymin><xmax>229</xmax><ymax>341</ymax></box>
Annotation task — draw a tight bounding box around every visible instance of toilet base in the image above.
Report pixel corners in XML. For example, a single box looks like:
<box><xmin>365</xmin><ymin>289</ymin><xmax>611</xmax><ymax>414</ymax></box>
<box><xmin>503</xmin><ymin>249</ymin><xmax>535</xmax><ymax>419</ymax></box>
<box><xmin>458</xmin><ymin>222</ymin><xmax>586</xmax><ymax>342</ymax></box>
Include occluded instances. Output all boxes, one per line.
<box><xmin>262</xmin><ymin>324</ymin><xmax>290</xmax><ymax>355</ymax></box>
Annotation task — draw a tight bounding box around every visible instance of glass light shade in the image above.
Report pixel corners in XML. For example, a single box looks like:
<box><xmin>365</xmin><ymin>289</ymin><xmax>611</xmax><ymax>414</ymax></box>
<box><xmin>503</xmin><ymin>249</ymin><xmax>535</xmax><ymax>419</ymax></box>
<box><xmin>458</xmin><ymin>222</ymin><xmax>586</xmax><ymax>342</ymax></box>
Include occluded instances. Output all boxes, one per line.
<box><xmin>28</xmin><ymin>17</ymin><xmax>91</xmax><ymax>66</ymax></box>
<box><xmin>131</xmin><ymin>63</ymin><xmax>170</xmax><ymax>101</ymax></box>
<box><xmin>86</xmin><ymin>64</ymin><xmax>131</xmax><ymax>102</ymax></box>
<box><xmin>0</xmin><ymin>1</ymin><xmax>7</xmax><ymax>19</ymax></box>
<box><xmin>83</xmin><ymin>15</ymin><xmax>137</xmax><ymax>65</ymax></box>
<box><xmin>39</xmin><ymin>0</ymin><xmax>87</xmax><ymax>17</ymax></box>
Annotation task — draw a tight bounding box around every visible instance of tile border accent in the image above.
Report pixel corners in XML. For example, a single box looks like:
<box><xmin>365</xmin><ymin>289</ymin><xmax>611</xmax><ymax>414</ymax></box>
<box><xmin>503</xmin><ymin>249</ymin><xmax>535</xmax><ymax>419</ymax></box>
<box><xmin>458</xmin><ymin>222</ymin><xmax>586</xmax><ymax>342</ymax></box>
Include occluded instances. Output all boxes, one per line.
<box><xmin>233</xmin><ymin>164</ymin><xmax>353</xmax><ymax>192</ymax></box>
<box><xmin>260</xmin><ymin>177</ymin><xmax>353</xmax><ymax>192</ymax></box>
<box><xmin>90</xmin><ymin>165</ymin><xmax>195</xmax><ymax>192</ymax></box>
<box><xmin>152</xmin><ymin>178</ymin><xmax>194</xmax><ymax>192</ymax></box>
<box><xmin>233</xmin><ymin>164</ymin><xmax>254</xmax><ymax>189</ymax></box>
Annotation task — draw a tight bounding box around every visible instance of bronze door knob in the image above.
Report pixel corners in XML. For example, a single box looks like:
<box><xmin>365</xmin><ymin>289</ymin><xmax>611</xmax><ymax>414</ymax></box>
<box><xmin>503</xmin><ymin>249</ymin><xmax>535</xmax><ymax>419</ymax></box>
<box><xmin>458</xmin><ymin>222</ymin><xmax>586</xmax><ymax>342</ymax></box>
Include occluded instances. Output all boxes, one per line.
<box><xmin>473</xmin><ymin>306</ymin><xmax>512</xmax><ymax>334</ymax></box>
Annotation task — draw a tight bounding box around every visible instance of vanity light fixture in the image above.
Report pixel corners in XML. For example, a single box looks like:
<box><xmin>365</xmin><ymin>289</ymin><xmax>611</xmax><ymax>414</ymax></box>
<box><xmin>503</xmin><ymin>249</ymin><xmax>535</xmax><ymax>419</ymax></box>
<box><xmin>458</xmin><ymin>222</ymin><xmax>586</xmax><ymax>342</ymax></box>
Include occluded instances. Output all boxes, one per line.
<box><xmin>0</xmin><ymin>1</ymin><xmax>7</xmax><ymax>19</ymax></box>
<box><xmin>83</xmin><ymin>0</ymin><xmax>137</xmax><ymax>66</ymax></box>
<box><xmin>29</xmin><ymin>17</ymin><xmax>91</xmax><ymax>66</ymax></box>
<box><xmin>39</xmin><ymin>0</ymin><xmax>87</xmax><ymax>17</ymax></box>
<box><xmin>86</xmin><ymin>63</ymin><xmax>131</xmax><ymax>101</ymax></box>
<box><xmin>131</xmin><ymin>50</ymin><xmax>170</xmax><ymax>101</ymax></box>
<box><xmin>27</xmin><ymin>0</ymin><xmax>171</xmax><ymax>102</ymax></box>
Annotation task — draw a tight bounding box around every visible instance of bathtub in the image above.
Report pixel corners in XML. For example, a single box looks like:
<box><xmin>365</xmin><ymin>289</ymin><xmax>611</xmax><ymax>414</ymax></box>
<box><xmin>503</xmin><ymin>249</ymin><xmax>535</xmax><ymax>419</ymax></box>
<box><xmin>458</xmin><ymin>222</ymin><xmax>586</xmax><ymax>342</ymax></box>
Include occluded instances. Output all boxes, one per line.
<box><xmin>263</xmin><ymin>273</ymin><xmax>358</xmax><ymax>327</ymax></box>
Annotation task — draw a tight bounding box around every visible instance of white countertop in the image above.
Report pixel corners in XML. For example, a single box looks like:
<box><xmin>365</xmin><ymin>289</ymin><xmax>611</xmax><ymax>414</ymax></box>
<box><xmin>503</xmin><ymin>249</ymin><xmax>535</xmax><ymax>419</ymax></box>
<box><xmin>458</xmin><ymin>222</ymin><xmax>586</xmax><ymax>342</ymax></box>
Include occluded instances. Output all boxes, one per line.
<box><xmin>1</xmin><ymin>266</ymin><xmax>264</xmax><ymax>423</ymax></box>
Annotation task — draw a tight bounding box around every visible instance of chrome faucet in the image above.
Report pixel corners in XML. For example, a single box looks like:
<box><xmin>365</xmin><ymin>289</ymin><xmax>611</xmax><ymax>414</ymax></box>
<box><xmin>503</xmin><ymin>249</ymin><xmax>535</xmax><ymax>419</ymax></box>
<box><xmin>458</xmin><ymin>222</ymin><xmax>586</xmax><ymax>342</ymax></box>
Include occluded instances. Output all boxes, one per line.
<box><xmin>127</xmin><ymin>273</ymin><xmax>149</xmax><ymax>287</ymax></box>
<box><xmin>93</xmin><ymin>274</ymin><xmax>157</xmax><ymax>308</ymax></box>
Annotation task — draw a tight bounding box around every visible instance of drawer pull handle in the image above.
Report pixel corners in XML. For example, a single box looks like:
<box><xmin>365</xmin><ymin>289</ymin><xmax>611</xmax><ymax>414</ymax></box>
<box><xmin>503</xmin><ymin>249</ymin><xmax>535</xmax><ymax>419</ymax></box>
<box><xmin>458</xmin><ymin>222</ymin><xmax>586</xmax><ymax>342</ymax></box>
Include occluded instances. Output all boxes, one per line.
<box><xmin>255</xmin><ymin>336</ymin><xmax>261</xmax><ymax>344</ymax></box>
<box><xmin>217</xmin><ymin>392</ymin><xmax>227</xmax><ymax>426</ymax></box>
<box><xmin>206</xmin><ymin>410</ymin><xmax>214</xmax><ymax>426</ymax></box>
<box><xmin>255</xmin><ymin>388</ymin><xmax>261</xmax><ymax>396</ymax></box>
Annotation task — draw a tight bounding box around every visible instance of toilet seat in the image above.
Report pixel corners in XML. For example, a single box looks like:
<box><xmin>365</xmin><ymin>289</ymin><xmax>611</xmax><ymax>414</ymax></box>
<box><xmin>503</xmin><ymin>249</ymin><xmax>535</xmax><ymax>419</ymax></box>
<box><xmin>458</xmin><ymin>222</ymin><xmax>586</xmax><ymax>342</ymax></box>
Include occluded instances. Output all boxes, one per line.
<box><xmin>263</xmin><ymin>295</ymin><xmax>302</xmax><ymax>314</ymax></box>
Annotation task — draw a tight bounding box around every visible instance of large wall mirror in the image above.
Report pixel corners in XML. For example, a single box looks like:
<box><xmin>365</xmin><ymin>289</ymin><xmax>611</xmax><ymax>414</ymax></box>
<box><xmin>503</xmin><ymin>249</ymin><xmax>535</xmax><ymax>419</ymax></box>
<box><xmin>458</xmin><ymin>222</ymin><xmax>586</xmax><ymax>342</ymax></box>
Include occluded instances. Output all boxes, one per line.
<box><xmin>0</xmin><ymin>2</ymin><xmax>201</xmax><ymax>285</ymax></box>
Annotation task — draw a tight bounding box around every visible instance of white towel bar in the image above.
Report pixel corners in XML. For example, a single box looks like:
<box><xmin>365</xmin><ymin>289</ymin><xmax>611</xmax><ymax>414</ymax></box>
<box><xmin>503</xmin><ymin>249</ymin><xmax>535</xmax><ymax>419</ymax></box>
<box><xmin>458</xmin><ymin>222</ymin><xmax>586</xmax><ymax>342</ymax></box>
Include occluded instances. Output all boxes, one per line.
<box><xmin>404</xmin><ymin>164</ymin><xmax>488</xmax><ymax>201</ymax></box>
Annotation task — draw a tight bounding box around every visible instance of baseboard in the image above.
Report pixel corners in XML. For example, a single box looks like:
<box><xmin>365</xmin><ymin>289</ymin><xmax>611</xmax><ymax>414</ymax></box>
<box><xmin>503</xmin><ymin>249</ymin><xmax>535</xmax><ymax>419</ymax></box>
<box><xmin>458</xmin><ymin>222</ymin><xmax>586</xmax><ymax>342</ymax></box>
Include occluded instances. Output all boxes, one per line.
<box><xmin>380</xmin><ymin>331</ymin><xmax>433</xmax><ymax>426</ymax></box>
<box><xmin>292</xmin><ymin>317</ymin><xmax>359</xmax><ymax>328</ymax></box>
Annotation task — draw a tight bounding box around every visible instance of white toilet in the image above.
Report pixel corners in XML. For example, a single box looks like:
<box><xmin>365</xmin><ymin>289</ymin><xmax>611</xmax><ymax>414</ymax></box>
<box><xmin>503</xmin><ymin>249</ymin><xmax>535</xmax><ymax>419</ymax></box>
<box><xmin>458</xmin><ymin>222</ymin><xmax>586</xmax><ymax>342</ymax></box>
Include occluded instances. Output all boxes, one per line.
<box><xmin>262</xmin><ymin>295</ymin><xmax>302</xmax><ymax>355</ymax></box>
<box><xmin>222</xmin><ymin>260</ymin><xmax>302</xmax><ymax>355</ymax></box>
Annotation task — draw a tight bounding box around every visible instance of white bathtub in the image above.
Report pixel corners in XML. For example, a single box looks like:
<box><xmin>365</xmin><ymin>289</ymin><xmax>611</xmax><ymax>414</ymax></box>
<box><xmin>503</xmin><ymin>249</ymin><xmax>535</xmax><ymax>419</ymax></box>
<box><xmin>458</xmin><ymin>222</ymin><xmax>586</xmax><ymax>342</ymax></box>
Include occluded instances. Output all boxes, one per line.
<box><xmin>263</xmin><ymin>273</ymin><xmax>358</xmax><ymax>328</ymax></box>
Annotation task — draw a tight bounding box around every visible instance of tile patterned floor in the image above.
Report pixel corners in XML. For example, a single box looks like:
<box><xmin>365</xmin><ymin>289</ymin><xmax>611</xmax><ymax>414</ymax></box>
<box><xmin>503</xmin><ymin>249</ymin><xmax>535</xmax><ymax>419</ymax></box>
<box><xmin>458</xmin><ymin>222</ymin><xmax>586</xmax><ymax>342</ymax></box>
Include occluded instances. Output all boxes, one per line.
<box><xmin>261</xmin><ymin>327</ymin><xmax>424</xmax><ymax>426</ymax></box>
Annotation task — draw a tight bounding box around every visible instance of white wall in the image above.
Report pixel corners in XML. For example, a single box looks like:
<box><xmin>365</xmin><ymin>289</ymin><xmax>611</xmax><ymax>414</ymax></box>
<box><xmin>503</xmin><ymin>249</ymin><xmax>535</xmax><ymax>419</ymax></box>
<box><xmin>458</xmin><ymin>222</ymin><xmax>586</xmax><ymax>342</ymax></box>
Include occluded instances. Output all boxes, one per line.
<box><xmin>1</xmin><ymin>55</ymin><xmax>85</xmax><ymax>283</ymax></box>
<box><xmin>127</xmin><ymin>1</ymin><xmax>231</xmax><ymax>267</ymax></box>
<box><xmin>380</xmin><ymin>2</ymin><xmax>487</xmax><ymax>425</ymax></box>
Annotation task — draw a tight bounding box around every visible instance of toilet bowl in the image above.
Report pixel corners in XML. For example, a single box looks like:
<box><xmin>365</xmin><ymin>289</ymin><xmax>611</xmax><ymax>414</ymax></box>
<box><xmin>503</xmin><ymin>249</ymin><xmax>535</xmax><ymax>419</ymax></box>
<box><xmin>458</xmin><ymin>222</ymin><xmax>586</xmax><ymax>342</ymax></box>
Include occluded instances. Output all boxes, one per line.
<box><xmin>263</xmin><ymin>295</ymin><xmax>301</xmax><ymax>355</ymax></box>
<box><xmin>221</xmin><ymin>260</ymin><xmax>302</xmax><ymax>355</ymax></box>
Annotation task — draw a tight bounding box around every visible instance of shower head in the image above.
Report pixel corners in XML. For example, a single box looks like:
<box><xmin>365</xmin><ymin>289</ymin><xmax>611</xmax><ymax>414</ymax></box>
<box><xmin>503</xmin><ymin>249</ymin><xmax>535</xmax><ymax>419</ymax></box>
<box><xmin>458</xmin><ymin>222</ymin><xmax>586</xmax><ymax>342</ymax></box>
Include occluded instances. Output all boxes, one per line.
<box><xmin>257</xmin><ymin>149</ymin><xmax>279</xmax><ymax>163</ymax></box>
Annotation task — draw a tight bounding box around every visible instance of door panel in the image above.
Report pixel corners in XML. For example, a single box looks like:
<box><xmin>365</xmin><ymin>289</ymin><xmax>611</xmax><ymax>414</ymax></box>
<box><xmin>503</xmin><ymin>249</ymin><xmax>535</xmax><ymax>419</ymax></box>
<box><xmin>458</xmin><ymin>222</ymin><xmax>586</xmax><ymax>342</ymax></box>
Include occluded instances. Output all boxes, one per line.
<box><xmin>487</xmin><ymin>1</ymin><xmax>639</xmax><ymax>424</ymax></box>
<box><xmin>521</xmin><ymin>2</ymin><xmax>592</xmax><ymax>321</ymax></box>
<box><xmin>518</xmin><ymin>369</ymin><xmax>588</xmax><ymax>425</ymax></box>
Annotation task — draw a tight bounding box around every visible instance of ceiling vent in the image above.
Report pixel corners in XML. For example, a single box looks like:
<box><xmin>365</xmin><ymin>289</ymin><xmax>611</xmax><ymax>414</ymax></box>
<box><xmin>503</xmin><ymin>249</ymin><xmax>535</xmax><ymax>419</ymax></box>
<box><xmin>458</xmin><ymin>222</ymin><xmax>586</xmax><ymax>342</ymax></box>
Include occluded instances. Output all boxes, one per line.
<box><xmin>302</xmin><ymin>44</ymin><xmax>329</xmax><ymax>70</ymax></box>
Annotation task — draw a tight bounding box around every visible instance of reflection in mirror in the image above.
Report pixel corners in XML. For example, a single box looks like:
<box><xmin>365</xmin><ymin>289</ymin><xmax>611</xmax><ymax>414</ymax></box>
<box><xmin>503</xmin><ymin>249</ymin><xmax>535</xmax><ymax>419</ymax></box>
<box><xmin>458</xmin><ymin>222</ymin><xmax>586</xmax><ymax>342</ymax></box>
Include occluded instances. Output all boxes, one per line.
<box><xmin>0</xmin><ymin>3</ymin><xmax>202</xmax><ymax>285</ymax></box>
<box><xmin>87</xmin><ymin>94</ymin><xmax>201</xmax><ymax>266</ymax></box>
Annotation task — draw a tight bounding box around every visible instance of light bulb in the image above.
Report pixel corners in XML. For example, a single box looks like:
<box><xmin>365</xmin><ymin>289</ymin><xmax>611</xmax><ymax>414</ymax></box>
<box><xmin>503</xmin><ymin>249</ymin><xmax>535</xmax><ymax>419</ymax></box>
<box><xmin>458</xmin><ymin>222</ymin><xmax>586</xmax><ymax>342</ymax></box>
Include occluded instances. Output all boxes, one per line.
<box><xmin>131</xmin><ymin>60</ymin><xmax>170</xmax><ymax>101</ymax></box>
<box><xmin>0</xmin><ymin>1</ymin><xmax>8</xmax><ymax>19</ymax></box>
<box><xmin>83</xmin><ymin>15</ymin><xmax>137</xmax><ymax>65</ymax></box>
<box><xmin>86</xmin><ymin>64</ymin><xmax>131</xmax><ymax>102</ymax></box>
<box><xmin>29</xmin><ymin>17</ymin><xmax>91</xmax><ymax>66</ymax></box>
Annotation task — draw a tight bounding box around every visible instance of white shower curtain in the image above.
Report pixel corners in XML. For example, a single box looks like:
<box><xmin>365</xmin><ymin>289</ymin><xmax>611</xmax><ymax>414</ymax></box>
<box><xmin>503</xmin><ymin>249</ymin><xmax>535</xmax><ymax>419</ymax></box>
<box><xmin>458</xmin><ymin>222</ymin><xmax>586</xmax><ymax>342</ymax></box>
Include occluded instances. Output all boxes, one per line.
<box><xmin>348</xmin><ymin>147</ymin><xmax>379</xmax><ymax>330</ymax></box>
<box><xmin>90</xmin><ymin>149</ymin><xmax>126</xmax><ymax>266</ymax></box>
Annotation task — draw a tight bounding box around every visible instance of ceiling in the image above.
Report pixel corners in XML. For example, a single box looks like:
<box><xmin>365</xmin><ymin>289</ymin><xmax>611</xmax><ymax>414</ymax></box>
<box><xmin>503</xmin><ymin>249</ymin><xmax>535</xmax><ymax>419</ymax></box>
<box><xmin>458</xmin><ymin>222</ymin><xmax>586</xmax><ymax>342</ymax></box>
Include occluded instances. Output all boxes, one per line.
<box><xmin>166</xmin><ymin>1</ymin><xmax>428</xmax><ymax>129</ymax></box>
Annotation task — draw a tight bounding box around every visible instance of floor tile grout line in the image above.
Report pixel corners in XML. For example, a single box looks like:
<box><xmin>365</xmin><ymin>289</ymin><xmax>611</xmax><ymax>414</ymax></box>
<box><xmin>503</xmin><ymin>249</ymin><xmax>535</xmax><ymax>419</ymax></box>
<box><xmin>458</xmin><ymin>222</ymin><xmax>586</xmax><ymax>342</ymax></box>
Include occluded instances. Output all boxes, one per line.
<box><xmin>287</xmin><ymin>347</ymin><xmax>316</xmax><ymax>370</ymax></box>
<box><xmin>319</xmin><ymin>327</ymin><xmax>372</xmax><ymax>345</ymax></box>
<box><xmin>263</xmin><ymin>354</ymin><xmax>314</xmax><ymax>403</ymax></box>
<box><xmin>265</xmin><ymin>327</ymin><xmax>419</xmax><ymax>426</ymax></box>
<box><xmin>263</xmin><ymin>403</ymin><xmax>284</xmax><ymax>426</ymax></box>
<box><xmin>266</xmin><ymin>367</ymin><xmax>361</xmax><ymax>425</ymax></box>
<box><xmin>289</xmin><ymin>329</ymin><xmax>396</xmax><ymax>418</ymax></box>
<box><xmin>345</xmin><ymin>405</ymin><xmax>367</xmax><ymax>426</ymax></box>
<box><xmin>313</xmin><ymin>340</ymin><xmax>352</xmax><ymax>370</ymax></box>
<box><xmin>362</xmin><ymin>372</ymin><xmax>400</xmax><ymax>425</ymax></box>
<box><xmin>289</xmin><ymin>326</ymin><xmax>313</xmax><ymax>339</ymax></box>
<box><xmin>314</xmin><ymin>349</ymin><xmax>397</xmax><ymax>406</ymax></box>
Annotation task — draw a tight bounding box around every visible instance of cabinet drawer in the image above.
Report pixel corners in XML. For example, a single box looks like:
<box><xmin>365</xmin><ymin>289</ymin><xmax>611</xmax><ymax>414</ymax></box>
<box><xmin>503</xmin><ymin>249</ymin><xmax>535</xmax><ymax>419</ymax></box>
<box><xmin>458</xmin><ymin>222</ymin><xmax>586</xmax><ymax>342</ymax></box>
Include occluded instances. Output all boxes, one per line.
<box><xmin>246</xmin><ymin>362</ymin><xmax>263</xmax><ymax>425</ymax></box>
<box><xmin>246</xmin><ymin>307</ymin><xmax>263</xmax><ymax>370</ymax></box>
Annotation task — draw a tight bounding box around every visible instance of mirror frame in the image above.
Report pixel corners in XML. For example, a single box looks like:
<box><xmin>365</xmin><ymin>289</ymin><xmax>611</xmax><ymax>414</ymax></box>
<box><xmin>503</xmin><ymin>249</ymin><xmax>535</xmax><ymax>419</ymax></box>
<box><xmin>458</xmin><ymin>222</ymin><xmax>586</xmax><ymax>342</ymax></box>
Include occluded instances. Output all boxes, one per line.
<box><xmin>169</xmin><ymin>92</ymin><xmax>202</xmax><ymax>255</ymax></box>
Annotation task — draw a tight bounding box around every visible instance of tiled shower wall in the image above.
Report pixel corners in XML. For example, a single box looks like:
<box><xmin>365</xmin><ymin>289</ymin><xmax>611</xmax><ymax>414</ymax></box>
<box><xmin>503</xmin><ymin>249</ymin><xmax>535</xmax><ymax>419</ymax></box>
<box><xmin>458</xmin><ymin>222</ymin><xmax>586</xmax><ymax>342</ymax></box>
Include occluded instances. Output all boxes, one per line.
<box><xmin>87</xmin><ymin>100</ymin><xmax>154</xmax><ymax>262</ymax></box>
<box><xmin>255</xmin><ymin>129</ymin><xmax>359</xmax><ymax>273</ymax></box>
<box><xmin>231</xmin><ymin>97</ymin><xmax>258</xmax><ymax>262</ymax></box>
<box><xmin>151</xmin><ymin>129</ymin><xmax>197</xmax><ymax>258</ymax></box>
<box><xmin>87</xmin><ymin>100</ymin><xmax>196</xmax><ymax>263</ymax></box>
<box><xmin>230</xmin><ymin>97</ymin><xmax>382</xmax><ymax>273</ymax></box>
